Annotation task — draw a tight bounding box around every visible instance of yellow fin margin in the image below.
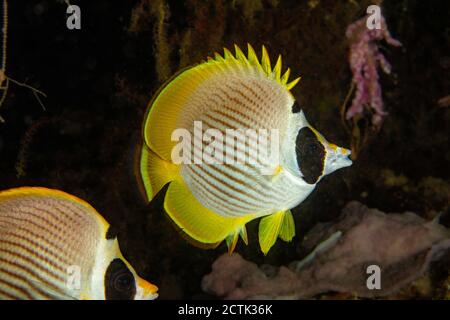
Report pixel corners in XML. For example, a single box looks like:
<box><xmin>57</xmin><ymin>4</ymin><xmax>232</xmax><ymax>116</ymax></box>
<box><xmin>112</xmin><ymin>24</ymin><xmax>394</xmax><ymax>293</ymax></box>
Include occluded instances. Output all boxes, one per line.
<box><xmin>164</xmin><ymin>178</ymin><xmax>254</xmax><ymax>246</ymax></box>
<box><xmin>210</xmin><ymin>43</ymin><xmax>301</xmax><ymax>91</ymax></box>
<box><xmin>144</xmin><ymin>43</ymin><xmax>300</xmax><ymax>162</ymax></box>
<box><xmin>0</xmin><ymin>187</ymin><xmax>111</xmax><ymax>234</ymax></box>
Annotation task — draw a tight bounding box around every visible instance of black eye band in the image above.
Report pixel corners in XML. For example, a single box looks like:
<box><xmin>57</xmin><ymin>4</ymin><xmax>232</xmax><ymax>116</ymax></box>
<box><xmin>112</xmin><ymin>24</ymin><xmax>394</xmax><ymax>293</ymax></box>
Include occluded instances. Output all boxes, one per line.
<box><xmin>105</xmin><ymin>259</ymin><xmax>136</xmax><ymax>300</ymax></box>
<box><xmin>105</xmin><ymin>225</ymin><xmax>118</xmax><ymax>240</ymax></box>
<box><xmin>295</xmin><ymin>127</ymin><xmax>325</xmax><ymax>184</ymax></box>
<box><xmin>291</xmin><ymin>101</ymin><xmax>301</xmax><ymax>113</ymax></box>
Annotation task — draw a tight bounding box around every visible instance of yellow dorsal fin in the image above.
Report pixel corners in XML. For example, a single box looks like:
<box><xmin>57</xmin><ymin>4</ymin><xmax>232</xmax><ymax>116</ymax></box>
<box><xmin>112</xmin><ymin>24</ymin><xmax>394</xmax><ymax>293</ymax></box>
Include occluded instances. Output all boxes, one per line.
<box><xmin>247</xmin><ymin>43</ymin><xmax>260</xmax><ymax>67</ymax></box>
<box><xmin>261</xmin><ymin>45</ymin><xmax>272</xmax><ymax>75</ymax></box>
<box><xmin>214</xmin><ymin>51</ymin><xmax>224</xmax><ymax>62</ymax></box>
<box><xmin>164</xmin><ymin>178</ymin><xmax>254</xmax><ymax>245</ymax></box>
<box><xmin>286</xmin><ymin>77</ymin><xmax>301</xmax><ymax>90</ymax></box>
<box><xmin>223</xmin><ymin>47</ymin><xmax>234</xmax><ymax>60</ymax></box>
<box><xmin>234</xmin><ymin>44</ymin><xmax>248</xmax><ymax>64</ymax></box>
<box><xmin>281</xmin><ymin>68</ymin><xmax>291</xmax><ymax>85</ymax></box>
<box><xmin>143</xmin><ymin>44</ymin><xmax>300</xmax><ymax>161</ymax></box>
<box><xmin>258</xmin><ymin>209</ymin><xmax>295</xmax><ymax>254</ymax></box>
<box><xmin>143</xmin><ymin>60</ymin><xmax>238</xmax><ymax>161</ymax></box>
<box><xmin>213</xmin><ymin>43</ymin><xmax>300</xmax><ymax>91</ymax></box>
<box><xmin>273</xmin><ymin>55</ymin><xmax>282</xmax><ymax>81</ymax></box>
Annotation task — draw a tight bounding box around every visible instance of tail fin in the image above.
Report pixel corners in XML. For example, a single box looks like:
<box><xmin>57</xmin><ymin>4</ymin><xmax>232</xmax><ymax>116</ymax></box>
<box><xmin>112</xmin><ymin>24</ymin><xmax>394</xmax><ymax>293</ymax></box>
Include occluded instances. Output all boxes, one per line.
<box><xmin>139</xmin><ymin>145</ymin><xmax>178</xmax><ymax>202</ymax></box>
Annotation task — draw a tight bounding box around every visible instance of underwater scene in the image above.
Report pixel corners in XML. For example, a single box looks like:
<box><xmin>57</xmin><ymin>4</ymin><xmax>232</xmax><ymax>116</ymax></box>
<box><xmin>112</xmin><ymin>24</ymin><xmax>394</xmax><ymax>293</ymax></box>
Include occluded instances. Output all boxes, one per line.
<box><xmin>0</xmin><ymin>0</ymin><xmax>448</xmax><ymax>301</ymax></box>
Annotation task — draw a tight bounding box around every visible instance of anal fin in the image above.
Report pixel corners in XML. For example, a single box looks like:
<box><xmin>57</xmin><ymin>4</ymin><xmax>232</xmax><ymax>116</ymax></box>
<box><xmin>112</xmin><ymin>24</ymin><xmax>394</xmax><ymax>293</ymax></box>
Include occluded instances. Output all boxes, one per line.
<box><xmin>164</xmin><ymin>178</ymin><xmax>254</xmax><ymax>246</ymax></box>
<box><xmin>225</xmin><ymin>225</ymin><xmax>249</xmax><ymax>254</ymax></box>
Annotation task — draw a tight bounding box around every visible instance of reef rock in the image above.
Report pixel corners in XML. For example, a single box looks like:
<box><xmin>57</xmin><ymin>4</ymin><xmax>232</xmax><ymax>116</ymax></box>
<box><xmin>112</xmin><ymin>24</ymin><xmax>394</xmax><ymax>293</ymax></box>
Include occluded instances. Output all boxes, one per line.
<box><xmin>202</xmin><ymin>201</ymin><xmax>450</xmax><ymax>299</ymax></box>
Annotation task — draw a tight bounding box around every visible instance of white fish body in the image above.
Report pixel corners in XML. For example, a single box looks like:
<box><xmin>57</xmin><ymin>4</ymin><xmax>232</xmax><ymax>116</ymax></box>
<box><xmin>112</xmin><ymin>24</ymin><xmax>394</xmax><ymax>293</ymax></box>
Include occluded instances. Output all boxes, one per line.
<box><xmin>140</xmin><ymin>44</ymin><xmax>352</xmax><ymax>254</ymax></box>
<box><xmin>0</xmin><ymin>187</ymin><xmax>158</xmax><ymax>300</ymax></box>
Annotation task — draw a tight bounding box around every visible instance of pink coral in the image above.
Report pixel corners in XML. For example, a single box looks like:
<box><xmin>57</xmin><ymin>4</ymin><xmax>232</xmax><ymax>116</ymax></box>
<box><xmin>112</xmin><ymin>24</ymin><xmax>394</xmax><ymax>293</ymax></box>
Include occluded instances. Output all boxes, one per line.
<box><xmin>345</xmin><ymin>14</ymin><xmax>401</xmax><ymax>127</ymax></box>
<box><xmin>202</xmin><ymin>202</ymin><xmax>450</xmax><ymax>299</ymax></box>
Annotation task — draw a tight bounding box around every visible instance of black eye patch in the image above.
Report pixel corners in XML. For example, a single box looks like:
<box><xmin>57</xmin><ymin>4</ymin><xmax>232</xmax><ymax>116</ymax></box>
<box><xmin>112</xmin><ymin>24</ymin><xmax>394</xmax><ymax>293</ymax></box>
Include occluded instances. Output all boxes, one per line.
<box><xmin>291</xmin><ymin>101</ymin><xmax>301</xmax><ymax>113</ymax></box>
<box><xmin>295</xmin><ymin>127</ymin><xmax>325</xmax><ymax>184</ymax></box>
<box><xmin>105</xmin><ymin>259</ymin><xmax>136</xmax><ymax>300</ymax></box>
<box><xmin>105</xmin><ymin>225</ymin><xmax>118</xmax><ymax>240</ymax></box>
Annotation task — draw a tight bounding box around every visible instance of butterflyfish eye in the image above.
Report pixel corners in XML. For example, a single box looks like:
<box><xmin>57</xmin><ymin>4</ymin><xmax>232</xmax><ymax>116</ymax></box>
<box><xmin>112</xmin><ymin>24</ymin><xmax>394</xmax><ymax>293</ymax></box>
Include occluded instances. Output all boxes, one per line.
<box><xmin>105</xmin><ymin>259</ymin><xmax>136</xmax><ymax>300</ymax></box>
<box><xmin>115</xmin><ymin>272</ymin><xmax>133</xmax><ymax>291</ymax></box>
<box><xmin>308</xmin><ymin>143</ymin><xmax>318</xmax><ymax>152</ymax></box>
<box><xmin>295</xmin><ymin>127</ymin><xmax>326</xmax><ymax>184</ymax></box>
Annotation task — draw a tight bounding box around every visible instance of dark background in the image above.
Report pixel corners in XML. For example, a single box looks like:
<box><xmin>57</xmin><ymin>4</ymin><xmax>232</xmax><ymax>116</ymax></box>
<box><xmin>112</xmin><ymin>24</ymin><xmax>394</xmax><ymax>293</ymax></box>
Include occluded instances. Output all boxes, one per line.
<box><xmin>0</xmin><ymin>0</ymin><xmax>448</xmax><ymax>299</ymax></box>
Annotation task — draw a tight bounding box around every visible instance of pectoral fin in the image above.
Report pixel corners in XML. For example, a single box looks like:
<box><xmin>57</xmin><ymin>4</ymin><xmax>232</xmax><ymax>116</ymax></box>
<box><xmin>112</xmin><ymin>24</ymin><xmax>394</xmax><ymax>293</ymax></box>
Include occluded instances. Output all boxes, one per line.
<box><xmin>258</xmin><ymin>209</ymin><xmax>296</xmax><ymax>255</ymax></box>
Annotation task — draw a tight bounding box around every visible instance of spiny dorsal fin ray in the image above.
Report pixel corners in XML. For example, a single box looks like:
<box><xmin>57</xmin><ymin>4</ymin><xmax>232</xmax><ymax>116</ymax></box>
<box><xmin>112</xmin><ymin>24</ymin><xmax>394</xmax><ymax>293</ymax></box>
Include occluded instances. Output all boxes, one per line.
<box><xmin>273</xmin><ymin>55</ymin><xmax>282</xmax><ymax>82</ymax></box>
<box><xmin>261</xmin><ymin>45</ymin><xmax>272</xmax><ymax>75</ymax></box>
<box><xmin>207</xmin><ymin>43</ymin><xmax>301</xmax><ymax>91</ymax></box>
<box><xmin>281</xmin><ymin>68</ymin><xmax>291</xmax><ymax>85</ymax></box>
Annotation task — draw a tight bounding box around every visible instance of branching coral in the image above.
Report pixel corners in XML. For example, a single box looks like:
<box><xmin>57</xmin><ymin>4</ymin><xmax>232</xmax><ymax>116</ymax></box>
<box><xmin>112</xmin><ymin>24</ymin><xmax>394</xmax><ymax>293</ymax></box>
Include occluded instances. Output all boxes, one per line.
<box><xmin>345</xmin><ymin>12</ymin><xmax>401</xmax><ymax>127</ymax></box>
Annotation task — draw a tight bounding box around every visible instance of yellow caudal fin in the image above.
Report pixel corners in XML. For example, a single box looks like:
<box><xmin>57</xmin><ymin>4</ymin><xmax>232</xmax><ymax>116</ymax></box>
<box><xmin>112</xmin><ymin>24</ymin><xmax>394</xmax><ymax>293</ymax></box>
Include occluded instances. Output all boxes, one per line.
<box><xmin>164</xmin><ymin>178</ymin><xmax>254</xmax><ymax>246</ymax></box>
<box><xmin>139</xmin><ymin>145</ymin><xmax>179</xmax><ymax>202</ymax></box>
<box><xmin>259</xmin><ymin>210</ymin><xmax>296</xmax><ymax>255</ymax></box>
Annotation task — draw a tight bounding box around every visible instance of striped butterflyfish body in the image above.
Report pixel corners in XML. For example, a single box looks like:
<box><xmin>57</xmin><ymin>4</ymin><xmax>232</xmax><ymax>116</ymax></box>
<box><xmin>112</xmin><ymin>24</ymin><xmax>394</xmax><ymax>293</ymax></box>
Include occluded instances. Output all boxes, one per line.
<box><xmin>0</xmin><ymin>187</ymin><xmax>158</xmax><ymax>300</ymax></box>
<box><xmin>140</xmin><ymin>44</ymin><xmax>352</xmax><ymax>254</ymax></box>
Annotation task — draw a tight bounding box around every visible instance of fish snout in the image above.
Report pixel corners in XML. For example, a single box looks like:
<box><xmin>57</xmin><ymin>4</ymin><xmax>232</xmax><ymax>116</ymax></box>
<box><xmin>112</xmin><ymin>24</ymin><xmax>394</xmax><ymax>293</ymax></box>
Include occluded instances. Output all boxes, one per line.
<box><xmin>135</xmin><ymin>277</ymin><xmax>159</xmax><ymax>300</ymax></box>
<box><xmin>323</xmin><ymin>144</ymin><xmax>352</xmax><ymax>176</ymax></box>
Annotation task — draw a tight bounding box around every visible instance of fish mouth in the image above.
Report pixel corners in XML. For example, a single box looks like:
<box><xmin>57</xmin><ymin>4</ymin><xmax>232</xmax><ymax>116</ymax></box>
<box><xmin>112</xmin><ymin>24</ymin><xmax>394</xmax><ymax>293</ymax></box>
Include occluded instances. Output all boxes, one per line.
<box><xmin>323</xmin><ymin>146</ymin><xmax>352</xmax><ymax>175</ymax></box>
<box><xmin>136</xmin><ymin>277</ymin><xmax>159</xmax><ymax>300</ymax></box>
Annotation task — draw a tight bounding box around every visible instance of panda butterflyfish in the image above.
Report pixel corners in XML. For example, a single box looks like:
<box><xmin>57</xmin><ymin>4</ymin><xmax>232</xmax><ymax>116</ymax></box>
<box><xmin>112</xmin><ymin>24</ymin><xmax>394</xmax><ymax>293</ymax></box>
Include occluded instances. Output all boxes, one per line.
<box><xmin>0</xmin><ymin>187</ymin><xmax>158</xmax><ymax>300</ymax></box>
<box><xmin>139</xmin><ymin>44</ymin><xmax>352</xmax><ymax>254</ymax></box>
